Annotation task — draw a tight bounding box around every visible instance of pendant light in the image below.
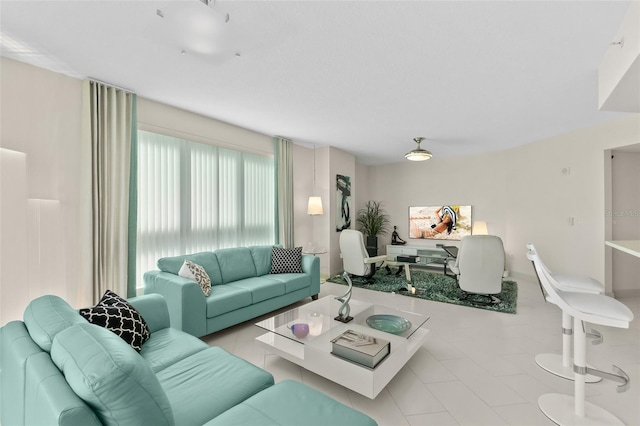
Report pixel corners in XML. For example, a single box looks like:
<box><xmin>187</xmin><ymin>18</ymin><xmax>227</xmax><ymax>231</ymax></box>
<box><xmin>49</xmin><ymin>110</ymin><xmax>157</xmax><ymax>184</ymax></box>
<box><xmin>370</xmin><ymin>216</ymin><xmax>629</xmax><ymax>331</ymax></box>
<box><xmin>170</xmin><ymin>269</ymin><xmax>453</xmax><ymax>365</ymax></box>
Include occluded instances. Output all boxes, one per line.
<box><xmin>307</xmin><ymin>145</ymin><xmax>323</xmax><ymax>215</ymax></box>
<box><xmin>405</xmin><ymin>137</ymin><xmax>433</xmax><ymax>161</ymax></box>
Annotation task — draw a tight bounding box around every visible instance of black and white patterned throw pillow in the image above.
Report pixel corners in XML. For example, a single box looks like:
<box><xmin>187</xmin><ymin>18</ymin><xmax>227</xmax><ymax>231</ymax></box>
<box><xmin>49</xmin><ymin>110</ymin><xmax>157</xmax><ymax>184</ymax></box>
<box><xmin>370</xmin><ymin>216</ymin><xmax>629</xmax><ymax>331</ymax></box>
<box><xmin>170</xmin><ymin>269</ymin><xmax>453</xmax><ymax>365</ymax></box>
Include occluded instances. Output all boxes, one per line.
<box><xmin>178</xmin><ymin>260</ymin><xmax>212</xmax><ymax>296</ymax></box>
<box><xmin>79</xmin><ymin>290</ymin><xmax>151</xmax><ymax>352</ymax></box>
<box><xmin>271</xmin><ymin>246</ymin><xmax>303</xmax><ymax>274</ymax></box>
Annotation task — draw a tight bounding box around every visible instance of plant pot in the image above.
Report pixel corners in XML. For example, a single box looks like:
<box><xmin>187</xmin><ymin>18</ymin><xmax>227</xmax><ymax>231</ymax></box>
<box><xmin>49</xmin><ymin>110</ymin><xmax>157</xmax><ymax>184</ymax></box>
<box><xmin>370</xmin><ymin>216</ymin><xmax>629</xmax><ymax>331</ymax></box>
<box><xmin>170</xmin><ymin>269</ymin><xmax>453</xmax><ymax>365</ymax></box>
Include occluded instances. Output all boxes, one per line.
<box><xmin>366</xmin><ymin>236</ymin><xmax>378</xmax><ymax>256</ymax></box>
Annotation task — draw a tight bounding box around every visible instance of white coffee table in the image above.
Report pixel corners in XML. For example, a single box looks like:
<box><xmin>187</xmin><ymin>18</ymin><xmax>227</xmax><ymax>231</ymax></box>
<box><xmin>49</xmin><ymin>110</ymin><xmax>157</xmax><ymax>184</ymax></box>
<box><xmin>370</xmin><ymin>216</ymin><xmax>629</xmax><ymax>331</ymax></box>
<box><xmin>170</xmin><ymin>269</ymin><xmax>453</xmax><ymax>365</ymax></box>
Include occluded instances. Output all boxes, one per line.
<box><xmin>255</xmin><ymin>296</ymin><xmax>429</xmax><ymax>399</ymax></box>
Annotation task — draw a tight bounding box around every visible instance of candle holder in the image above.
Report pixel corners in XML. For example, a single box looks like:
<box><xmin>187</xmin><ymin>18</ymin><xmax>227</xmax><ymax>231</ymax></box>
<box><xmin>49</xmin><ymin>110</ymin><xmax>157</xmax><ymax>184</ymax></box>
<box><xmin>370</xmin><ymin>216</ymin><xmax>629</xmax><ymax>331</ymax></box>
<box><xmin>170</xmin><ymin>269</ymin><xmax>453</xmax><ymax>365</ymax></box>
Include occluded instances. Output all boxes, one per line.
<box><xmin>334</xmin><ymin>271</ymin><xmax>353</xmax><ymax>323</ymax></box>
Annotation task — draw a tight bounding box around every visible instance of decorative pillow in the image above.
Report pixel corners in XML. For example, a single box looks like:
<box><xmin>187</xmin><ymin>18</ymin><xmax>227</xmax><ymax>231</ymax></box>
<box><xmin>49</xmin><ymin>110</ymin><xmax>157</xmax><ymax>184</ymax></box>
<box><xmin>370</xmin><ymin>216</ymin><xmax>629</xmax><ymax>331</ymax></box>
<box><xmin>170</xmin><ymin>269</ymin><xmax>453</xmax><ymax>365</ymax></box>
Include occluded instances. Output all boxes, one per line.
<box><xmin>79</xmin><ymin>290</ymin><xmax>150</xmax><ymax>352</ymax></box>
<box><xmin>271</xmin><ymin>246</ymin><xmax>303</xmax><ymax>274</ymax></box>
<box><xmin>178</xmin><ymin>260</ymin><xmax>212</xmax><ymax>296</ymax></box>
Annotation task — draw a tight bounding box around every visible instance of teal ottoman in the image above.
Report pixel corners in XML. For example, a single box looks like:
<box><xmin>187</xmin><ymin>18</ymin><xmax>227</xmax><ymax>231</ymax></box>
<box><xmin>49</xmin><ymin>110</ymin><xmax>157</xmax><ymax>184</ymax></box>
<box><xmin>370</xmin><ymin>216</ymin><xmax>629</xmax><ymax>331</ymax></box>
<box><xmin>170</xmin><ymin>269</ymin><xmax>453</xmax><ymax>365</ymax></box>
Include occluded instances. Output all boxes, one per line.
<box><xmin>206</xmin><ymin>380</ymin><xmax>377</xmax><ymax>426</ymax></box>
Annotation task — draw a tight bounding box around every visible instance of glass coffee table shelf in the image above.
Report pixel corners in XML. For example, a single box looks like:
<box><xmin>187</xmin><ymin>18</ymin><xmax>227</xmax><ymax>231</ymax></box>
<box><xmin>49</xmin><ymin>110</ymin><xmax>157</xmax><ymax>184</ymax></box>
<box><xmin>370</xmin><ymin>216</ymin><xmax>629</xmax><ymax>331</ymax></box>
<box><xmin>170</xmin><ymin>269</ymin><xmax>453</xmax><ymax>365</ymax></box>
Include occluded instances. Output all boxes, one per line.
<box><xmin>255</xmin><ymin>296</ymin><xmax>430</xmax><ymax>399</ymax></box>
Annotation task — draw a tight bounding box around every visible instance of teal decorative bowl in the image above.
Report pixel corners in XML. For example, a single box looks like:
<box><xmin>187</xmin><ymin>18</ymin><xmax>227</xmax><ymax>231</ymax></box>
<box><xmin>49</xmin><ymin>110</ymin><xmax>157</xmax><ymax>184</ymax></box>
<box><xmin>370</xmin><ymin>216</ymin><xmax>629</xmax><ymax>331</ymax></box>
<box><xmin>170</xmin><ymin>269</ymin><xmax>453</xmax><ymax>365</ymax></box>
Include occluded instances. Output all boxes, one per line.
<box><xmin>366</xmin><ymin>314</ymin><xmax>412</xmax><ymax>335</ymax></box>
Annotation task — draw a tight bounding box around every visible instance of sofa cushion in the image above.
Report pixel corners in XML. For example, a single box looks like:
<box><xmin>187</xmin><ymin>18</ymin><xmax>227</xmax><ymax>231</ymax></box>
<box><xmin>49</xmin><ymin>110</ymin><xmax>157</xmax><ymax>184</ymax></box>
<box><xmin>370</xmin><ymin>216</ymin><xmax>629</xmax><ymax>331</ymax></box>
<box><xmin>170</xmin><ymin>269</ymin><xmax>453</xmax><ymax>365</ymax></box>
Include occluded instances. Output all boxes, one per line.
<box><xmin>205</xmin><ymin>380</ymin><xmax>378</xmax><ymax>426</ymax></box>
<box><xmin>79</xmin><ymin>290</ymin><xmax>150</xmax><ymax>352</ymax></box>
<box><xmin>51</xmin><ymin>323</ymin><xmax>174</xmax><ymax>426</ymax></box>
<box><xmin>156</xmin><ymin>347</ymin><xmax>274</xmax><ymax>425</ymax></box>
<box><xmin>179</xmin><ymin>260</ymin><xmax>212</xmax><ymax>296</ymax></box>
<box><xmin>23</xmin><ymin>295</ymin><xmax>87</xmax><ymax>352</ymax></box>
<box><xmin>216</xmin><ymin>247</ymin><xmax>257</xmax><ymax>283</ymax></box>
<box><xmin>270</xmin><ymin>246</ymin><xmax>303</xmax><ymax>274</ymax></box>
<box><xmin>206</xmin><ymin>285</ymin><xmax>252</xmax><ymax>318</ymax></box>
<box><xmin>269</xmin><ymin>273</ymin><xmax>311</xmax><ymax>293</ymax></box>
<box><xmin>140</xmin><ymin>327</ymin><xmax>208</xmax><ymax>373</ymax></box>
<box><xmin>249</xmin><ymin>245</ymin><xmax>277</xmax><ymax>276</ymax></box>
<box><xmin>228</xmin><ymin>277</ymin><xmax>286</xmax><ymax>304</ymax></box>
<box><xmin>157</xmin><ymin>252</ymin><xmax>223</xmax><ymax>285</ymax></box>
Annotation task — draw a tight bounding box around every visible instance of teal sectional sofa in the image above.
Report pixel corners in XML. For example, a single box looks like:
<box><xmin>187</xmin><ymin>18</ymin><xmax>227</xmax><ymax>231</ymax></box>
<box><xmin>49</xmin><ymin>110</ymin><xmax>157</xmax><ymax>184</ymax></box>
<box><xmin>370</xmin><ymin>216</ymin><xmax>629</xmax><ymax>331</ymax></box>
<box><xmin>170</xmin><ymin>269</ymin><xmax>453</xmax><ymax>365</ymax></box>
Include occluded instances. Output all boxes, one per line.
<box><xmin>0</xmin><ymin>293</ymin><xmax>376</xmax><ymax>426</ymax></box>
<box><xmin>143</xmin><ymin>245</ymin><xmax>320</xmax><ymax>337</ymax></box>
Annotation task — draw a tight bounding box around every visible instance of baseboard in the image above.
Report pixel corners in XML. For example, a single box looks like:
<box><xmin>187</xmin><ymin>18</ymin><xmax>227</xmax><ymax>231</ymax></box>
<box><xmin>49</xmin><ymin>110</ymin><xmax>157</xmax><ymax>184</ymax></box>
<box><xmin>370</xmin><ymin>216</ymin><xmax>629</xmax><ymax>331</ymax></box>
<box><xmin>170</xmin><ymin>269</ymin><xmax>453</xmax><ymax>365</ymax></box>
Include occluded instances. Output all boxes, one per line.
<box><xmin>613</xmin><ymin>288</ymin><xmax>640</xmax><ymax>299</ymax></box>
<box><xmin>506</xmin><ymin>271</ymin><xmax>536</xmax><ymax>281</ymax></box>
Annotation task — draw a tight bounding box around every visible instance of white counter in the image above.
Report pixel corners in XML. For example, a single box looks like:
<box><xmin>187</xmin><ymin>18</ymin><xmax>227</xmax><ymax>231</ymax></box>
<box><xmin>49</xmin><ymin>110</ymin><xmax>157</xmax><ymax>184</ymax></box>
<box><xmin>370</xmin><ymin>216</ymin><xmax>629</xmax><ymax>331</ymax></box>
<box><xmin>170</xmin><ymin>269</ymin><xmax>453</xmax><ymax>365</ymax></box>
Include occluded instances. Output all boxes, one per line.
<box><xmin>605</xmin><ymin>240</ymin><xmax>640</xmax><ymax>258</ymax></box>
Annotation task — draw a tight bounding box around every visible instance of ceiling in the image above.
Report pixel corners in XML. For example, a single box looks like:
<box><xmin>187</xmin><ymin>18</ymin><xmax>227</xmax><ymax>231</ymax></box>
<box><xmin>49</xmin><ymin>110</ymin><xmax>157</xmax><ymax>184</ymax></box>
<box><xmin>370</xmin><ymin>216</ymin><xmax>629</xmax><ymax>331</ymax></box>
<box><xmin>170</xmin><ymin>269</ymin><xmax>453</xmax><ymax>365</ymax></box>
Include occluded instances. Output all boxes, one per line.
<box><xmin>0</xmin><ymin>0</ymin><xmax>633</xmax><ymax>165</ymax></box>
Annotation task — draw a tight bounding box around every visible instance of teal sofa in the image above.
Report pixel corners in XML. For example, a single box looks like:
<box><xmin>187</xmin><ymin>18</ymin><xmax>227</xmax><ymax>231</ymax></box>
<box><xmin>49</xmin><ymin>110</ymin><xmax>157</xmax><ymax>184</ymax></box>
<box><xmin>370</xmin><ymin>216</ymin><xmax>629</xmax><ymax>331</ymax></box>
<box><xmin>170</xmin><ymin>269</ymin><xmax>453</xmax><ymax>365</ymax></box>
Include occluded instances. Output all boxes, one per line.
<box><xmin>143</xmin><ymin>245</ymin><xmax>320</xmax><ymax>337</ymax></box>
<box><xmin>0</xmin><ymin>293</ymin><xmax>377</xmax><ymax>426</ymax></box>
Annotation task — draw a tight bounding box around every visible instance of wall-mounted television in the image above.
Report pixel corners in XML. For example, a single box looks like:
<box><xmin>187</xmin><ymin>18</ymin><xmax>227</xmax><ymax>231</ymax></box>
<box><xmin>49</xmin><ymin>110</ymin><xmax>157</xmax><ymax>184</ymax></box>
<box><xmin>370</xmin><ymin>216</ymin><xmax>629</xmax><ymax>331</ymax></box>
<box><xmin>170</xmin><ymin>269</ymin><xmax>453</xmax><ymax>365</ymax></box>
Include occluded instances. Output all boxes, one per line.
<box><xmin>409</xmin><ymin>205</ymin><xmax>472</xmax><ymax>240</ymax></box>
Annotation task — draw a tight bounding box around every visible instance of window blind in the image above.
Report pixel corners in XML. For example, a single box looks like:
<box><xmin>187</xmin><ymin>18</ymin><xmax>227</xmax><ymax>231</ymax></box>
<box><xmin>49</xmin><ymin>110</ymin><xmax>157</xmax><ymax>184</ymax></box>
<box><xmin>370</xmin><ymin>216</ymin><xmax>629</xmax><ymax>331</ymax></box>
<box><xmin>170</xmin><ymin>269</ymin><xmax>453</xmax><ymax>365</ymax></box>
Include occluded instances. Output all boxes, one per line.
<box><xmin>136</xmin><ymin>130</ymin><xmax>275</xmax><ymax>287</ymax></box>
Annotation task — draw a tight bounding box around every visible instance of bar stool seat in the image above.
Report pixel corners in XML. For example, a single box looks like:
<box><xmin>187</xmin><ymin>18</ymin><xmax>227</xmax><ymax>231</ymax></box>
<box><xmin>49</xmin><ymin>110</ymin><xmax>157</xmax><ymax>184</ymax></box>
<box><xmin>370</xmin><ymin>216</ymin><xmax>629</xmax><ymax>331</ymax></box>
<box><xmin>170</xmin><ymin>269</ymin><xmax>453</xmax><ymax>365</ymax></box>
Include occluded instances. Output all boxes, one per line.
<box><xmin>561</xmin><ymin>291</ymin><xmax>633</xmax><ymax>327</ymax></box>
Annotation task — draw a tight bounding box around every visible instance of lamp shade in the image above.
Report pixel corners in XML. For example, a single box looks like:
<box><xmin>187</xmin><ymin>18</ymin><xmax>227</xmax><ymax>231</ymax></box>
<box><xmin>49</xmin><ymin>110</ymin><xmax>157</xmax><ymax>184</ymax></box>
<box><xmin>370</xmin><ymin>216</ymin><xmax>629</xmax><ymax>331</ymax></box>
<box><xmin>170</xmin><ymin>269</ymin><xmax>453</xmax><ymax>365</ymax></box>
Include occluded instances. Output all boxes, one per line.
<box><xmin>307</xmin><ymin>196</ymin><xmax>323</xmax><ymax>215</ymax></box>
<box><xmin>405</xmin><ymin>149</ymin><xmax>433</xmax><ymax>161</ymax></box>
<box><xmin>472</xmin><ymin>221</ymin><xmax>488</xmax><ymax>235</ymax></box>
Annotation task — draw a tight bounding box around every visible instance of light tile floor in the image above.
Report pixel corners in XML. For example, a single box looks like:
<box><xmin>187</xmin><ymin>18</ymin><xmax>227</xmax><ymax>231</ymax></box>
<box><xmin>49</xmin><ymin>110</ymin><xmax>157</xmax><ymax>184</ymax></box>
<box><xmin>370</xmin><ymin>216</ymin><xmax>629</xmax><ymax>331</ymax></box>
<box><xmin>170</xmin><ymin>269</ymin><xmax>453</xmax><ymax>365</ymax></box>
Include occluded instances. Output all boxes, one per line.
<box><xmin>202</xmin><ymin>274</ymin><xmax>640</xmax><ymax>426</ymax></box>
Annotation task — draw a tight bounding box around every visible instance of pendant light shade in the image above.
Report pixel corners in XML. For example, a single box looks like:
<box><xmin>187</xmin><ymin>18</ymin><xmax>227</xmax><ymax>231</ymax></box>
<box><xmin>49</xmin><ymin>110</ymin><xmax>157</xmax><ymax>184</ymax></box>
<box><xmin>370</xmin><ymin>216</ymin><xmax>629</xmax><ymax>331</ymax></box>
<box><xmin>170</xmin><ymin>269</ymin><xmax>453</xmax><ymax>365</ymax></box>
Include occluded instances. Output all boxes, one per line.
<box><xmin>405</xmin><ymin>137</ymin><xmax>432</xmax><ymax>161</ymax></box>
<box><xmin>307</xmin><ymin>196</ymin><xmax>324</xmax><ymax>215</ymax></box>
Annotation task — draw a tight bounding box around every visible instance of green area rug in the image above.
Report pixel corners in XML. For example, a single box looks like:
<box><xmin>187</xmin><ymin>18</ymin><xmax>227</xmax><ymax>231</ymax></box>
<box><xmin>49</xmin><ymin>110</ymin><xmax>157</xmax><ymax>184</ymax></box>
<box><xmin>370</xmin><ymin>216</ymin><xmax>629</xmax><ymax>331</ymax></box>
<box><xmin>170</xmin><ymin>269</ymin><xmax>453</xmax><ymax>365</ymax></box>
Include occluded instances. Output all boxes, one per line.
<box><xmin>326</xmin><ymin>269</ymin><xmax>517</xmax><ymax>314</ymax></box>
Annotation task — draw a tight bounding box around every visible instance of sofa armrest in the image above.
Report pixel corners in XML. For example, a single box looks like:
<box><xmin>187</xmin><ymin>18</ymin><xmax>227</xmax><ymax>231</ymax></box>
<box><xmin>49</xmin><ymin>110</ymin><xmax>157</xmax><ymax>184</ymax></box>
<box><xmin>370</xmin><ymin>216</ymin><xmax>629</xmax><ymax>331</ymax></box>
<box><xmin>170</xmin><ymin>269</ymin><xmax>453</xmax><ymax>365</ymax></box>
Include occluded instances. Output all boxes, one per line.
<box><xmin>301</xmin><ymin>255</ymin><xmax>321</xmax><ymax>296</ymax></box>
<box><xmin>127</xmin><ymin>294</ymin><xmax>171</xmax><ymax>333</ymax></box>
<box><xmin>26</xmin><ymin>353</ymin><xmax>101</xmax><ymax>426</ymax></box>
<box><xmin>143</xmin><ymin>271</ymin><xmax>207</xmax><ymax>337</ymax></box>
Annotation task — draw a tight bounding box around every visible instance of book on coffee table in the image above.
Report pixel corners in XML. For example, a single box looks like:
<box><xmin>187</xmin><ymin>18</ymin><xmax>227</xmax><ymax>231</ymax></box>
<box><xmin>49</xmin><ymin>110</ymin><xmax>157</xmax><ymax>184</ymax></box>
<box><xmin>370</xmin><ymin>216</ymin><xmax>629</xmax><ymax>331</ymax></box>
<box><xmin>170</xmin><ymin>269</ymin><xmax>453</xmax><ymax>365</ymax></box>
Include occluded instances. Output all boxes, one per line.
<box><xmin>331</xmin><ymin>329</ymin><xmax>390</xmax><ymax>368</ymax></box>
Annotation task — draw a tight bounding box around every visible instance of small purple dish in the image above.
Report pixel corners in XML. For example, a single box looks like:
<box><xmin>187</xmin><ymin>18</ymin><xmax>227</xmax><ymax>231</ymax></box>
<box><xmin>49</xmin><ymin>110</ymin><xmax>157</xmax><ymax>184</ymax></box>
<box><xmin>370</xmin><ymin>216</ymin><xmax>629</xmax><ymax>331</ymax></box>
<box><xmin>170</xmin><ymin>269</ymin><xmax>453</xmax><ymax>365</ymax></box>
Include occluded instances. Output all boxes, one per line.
<box><xmin>289</xmin><ymin>323</ymin><xmax>309</xmax><ymax>338</ymax></box>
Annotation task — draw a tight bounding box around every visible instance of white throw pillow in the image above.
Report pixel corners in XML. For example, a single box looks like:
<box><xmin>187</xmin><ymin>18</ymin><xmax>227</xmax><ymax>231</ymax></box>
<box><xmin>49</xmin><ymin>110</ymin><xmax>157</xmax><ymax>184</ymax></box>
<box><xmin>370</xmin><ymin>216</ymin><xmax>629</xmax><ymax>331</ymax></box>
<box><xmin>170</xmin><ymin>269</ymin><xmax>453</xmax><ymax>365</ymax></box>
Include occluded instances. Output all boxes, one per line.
<box><xmin>178</xmin><ymin>260</ymin><xmax>212</xmax><ymax>296</ymax></box>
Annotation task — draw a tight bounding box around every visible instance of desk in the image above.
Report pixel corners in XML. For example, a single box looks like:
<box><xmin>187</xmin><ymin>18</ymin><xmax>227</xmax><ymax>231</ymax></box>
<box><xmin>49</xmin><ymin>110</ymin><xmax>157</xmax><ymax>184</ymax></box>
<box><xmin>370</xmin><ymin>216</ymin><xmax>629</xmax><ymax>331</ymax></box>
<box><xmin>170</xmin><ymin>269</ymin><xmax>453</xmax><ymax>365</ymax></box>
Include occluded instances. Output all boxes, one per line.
<box><xmin>605</xmin><ymin>240</ymin><xmax>640</xmax><ymax>258</ymax></box>
<box><xmin>381</xmin><ymin>257</ymin><xmax>417</xmax><ymax>283</ymax></box>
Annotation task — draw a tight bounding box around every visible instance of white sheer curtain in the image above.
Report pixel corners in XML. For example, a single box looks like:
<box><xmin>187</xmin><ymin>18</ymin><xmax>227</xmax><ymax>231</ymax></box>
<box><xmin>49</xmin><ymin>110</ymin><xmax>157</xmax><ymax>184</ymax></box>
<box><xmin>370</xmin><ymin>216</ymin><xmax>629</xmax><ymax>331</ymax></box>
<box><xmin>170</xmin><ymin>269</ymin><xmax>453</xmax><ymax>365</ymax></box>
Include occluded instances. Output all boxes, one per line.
<box><xmin>136</xmin><ymin>131</ymin><xmax>275</xmax><ymax>287</ymax></box>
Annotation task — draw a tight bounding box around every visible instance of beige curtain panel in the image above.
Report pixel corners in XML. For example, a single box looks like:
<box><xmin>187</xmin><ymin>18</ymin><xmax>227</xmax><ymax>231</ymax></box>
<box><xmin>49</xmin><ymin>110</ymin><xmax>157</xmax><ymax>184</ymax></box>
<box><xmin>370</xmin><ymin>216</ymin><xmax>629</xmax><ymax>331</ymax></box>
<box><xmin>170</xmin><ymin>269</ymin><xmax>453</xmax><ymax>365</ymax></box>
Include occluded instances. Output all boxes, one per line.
<box><xmin>84</xmin><ymin>80</ymin><xmax>135</xmax><ymax>302</ymax></box>
<box><xmin>274</xmin><ymin>136</ymin><xmax>294</xmax><ymax>248</ymax></box>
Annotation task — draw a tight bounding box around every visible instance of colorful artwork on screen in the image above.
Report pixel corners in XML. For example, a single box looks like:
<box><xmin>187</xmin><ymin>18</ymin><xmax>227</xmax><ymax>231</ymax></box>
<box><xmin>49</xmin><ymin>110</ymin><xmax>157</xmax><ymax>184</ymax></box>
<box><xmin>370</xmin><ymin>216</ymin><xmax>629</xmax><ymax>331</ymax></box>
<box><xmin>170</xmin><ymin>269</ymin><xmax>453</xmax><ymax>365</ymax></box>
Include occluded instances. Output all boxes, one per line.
<box><xmin>409</xmin><ymin>205</ymin><xmax>472</xmax><ymax>240</ymax></box>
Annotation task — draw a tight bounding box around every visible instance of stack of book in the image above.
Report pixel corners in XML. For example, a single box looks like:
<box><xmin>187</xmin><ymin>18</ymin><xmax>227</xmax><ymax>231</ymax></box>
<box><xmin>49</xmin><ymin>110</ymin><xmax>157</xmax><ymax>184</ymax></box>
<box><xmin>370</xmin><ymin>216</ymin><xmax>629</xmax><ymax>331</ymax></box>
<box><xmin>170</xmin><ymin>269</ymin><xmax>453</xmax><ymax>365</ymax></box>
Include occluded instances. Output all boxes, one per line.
<box><xmin>331</xmin><ymin>329</ymin><xmax>390</xmax><ymax>368</ymax></box>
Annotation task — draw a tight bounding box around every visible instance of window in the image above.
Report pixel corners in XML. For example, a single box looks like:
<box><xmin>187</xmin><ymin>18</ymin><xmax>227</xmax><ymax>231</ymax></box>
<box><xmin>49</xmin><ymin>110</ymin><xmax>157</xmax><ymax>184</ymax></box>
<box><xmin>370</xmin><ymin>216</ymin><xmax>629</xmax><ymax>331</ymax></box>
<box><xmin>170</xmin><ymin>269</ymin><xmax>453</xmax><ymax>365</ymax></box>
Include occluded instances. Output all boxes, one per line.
<box><xmin>136</xmin><ymin>130</ymin><xmax>275</xmax><ymax>287</ymax></box>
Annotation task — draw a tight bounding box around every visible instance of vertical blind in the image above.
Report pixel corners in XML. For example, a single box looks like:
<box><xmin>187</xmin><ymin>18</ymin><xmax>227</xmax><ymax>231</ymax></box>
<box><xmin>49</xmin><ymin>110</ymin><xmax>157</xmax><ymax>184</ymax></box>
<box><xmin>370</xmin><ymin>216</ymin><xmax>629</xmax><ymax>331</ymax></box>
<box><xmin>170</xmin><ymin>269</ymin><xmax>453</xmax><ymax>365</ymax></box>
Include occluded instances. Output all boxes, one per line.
<box><xmin>136</xmin><ymin>130</ymin><xmax>275</xmax><ymax>287</ymax></box>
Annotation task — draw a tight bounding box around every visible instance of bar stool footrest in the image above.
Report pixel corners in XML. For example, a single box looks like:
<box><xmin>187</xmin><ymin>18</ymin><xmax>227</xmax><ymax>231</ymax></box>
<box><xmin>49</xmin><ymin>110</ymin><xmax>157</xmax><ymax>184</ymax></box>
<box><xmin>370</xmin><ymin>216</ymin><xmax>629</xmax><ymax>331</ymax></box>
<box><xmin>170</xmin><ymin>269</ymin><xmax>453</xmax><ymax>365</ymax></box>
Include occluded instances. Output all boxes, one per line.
<box><xmin>535</xmin><ymin>353</ymin><xmax>601</xmax><ymax>382</ymax></box>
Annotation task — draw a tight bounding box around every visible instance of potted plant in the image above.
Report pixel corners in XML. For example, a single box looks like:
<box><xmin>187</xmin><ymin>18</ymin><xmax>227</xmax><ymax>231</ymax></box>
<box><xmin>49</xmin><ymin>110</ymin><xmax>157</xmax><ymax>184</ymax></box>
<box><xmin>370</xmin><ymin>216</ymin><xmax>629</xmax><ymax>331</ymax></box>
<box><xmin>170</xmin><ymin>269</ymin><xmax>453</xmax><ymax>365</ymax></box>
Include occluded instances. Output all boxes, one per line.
<box><xmin>356</xmin><ymin>201</ymin><xmax>391</xmax><ymax>256</ymax></box>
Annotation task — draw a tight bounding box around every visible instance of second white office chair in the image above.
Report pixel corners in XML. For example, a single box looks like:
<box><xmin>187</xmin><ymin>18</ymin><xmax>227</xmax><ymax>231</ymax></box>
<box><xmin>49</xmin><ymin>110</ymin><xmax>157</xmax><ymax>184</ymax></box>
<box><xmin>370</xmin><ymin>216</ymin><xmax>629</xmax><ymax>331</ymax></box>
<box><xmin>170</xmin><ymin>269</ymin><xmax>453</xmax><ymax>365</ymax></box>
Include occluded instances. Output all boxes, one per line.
<box><xmin>448</xmin><ymin>235</ymin><xmax>505</xmax><ymax>304</ymax></box>
<box><xmin>339</xmin><ymin>230</ymin><xmax>387</xmax><ymax>283</ymax></box>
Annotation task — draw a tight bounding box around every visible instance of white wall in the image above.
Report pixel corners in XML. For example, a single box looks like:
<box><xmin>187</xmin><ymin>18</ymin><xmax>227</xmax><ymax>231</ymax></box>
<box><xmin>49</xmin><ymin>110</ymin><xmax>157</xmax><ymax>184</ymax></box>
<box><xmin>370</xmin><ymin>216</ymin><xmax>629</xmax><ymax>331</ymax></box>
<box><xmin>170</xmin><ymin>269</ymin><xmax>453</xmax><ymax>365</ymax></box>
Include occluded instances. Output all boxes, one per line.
<box><xmin>0</xmin><ymin>57</ymin><xmax>89</xmax><ymax>323</ymax></box>
<box><xmin>364</xmin><ymin>116</ymin><xmax>640</xmax><ymax>290</ymax></box>
<box><xmin>327</xmin><ymin>146</ymin><xmax>356</xmax><ymax>276</ymax></box>
<box><xmin>137</xmin><ymin>98</ymin><xmax>273</xmax><ymax>155</ymax></box>
<box><xmin>292</xmin><ymin>144</ymin><xmax>314</xmax><ymax>249</ymax></box>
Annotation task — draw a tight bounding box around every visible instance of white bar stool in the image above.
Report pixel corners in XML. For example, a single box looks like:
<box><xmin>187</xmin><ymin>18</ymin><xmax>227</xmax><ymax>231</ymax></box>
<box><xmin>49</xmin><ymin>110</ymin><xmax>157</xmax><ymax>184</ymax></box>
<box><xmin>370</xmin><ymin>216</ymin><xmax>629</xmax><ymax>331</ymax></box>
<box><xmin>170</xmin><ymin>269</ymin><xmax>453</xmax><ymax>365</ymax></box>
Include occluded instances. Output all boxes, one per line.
<box><xmin>527</xmin><ymin>244</ymin><xmax>603</xmax><ymax>383</ymax></box>
<box><xmin>528</xmin><ymin>246</ymin><xmax>633</xmax><ymax>426</ymax></box>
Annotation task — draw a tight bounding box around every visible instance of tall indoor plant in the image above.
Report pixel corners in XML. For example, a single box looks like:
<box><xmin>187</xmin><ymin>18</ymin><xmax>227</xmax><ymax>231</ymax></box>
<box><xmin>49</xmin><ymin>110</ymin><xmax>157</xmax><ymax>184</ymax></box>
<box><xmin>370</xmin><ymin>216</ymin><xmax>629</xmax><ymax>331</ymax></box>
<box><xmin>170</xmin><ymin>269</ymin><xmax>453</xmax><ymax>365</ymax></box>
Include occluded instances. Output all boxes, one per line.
<box><xmin>356</xmin><ymin>201</ymin><xmax>391</xmax><ymax>256</ymax></box>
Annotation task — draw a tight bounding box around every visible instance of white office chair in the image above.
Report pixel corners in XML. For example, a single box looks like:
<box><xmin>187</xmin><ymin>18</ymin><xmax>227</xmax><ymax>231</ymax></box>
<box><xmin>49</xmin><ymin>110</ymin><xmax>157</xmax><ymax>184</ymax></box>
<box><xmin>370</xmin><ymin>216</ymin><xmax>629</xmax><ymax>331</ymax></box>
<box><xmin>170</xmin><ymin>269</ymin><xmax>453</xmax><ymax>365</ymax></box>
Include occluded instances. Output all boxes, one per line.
<box><xmin>527</xmin><ymin>243</ymin><xmax>604</xmax><ymax>382</ymax></box>
<box><xmin>527</xmin><ymin>246</ymin><xmax>633</xmax><ymax>426</ymax></box>
<box><xmin>339</xmin><ymin>230</ymin><xmax>387</xmax><ymax>283</ymax></box>
<box><xmin>448</xmin><ymin>235</ymin><xmax>505</xmax><ymax>304</ymax></box>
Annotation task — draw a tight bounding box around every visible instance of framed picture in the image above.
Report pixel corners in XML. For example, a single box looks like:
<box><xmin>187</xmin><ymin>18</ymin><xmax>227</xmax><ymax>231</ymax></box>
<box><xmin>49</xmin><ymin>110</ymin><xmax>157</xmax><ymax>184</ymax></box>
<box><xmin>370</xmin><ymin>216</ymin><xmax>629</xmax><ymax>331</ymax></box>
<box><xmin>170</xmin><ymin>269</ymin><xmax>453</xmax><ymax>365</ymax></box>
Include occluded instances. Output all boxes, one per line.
<box><xmin>409</xmin><ymin>205</ymin><xmax>472</xmax><ymax>240</ymax></box>
<box><xmin>336</xmin><ymin>174</ymin><xmax>351</xmax><ymax>232</ymax></box>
